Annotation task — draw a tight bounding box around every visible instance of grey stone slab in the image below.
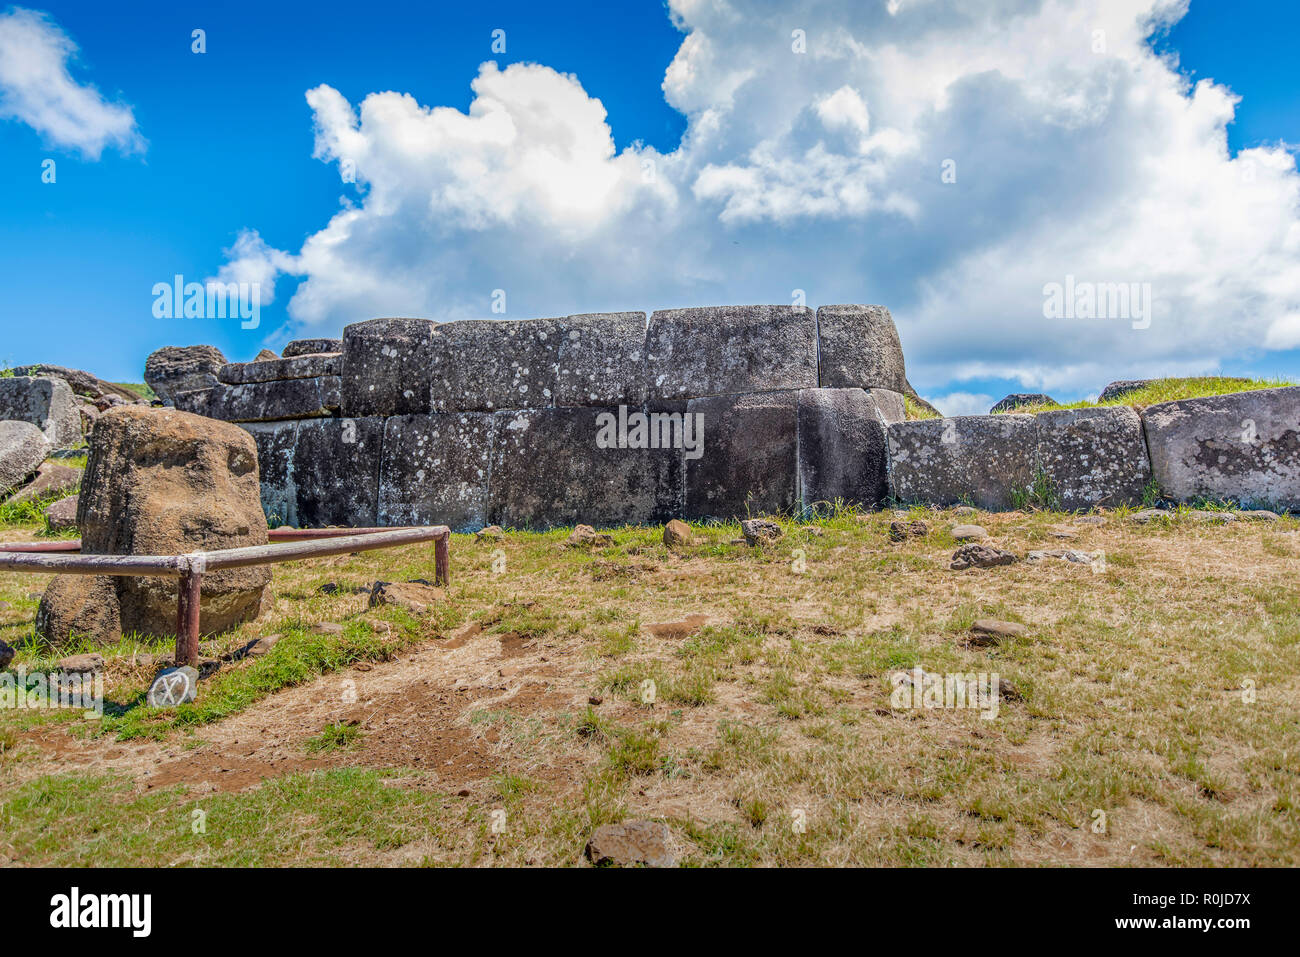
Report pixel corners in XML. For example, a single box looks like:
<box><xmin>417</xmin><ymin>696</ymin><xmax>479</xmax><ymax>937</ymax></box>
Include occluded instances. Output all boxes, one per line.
<box><xmin>239</xmin><ymin>421</ymin><xmax>300</xmax><ymax>527</ymax></box>
<box><xmin>144</xmin><ymin>345</ymin><xmax>226</xmax><ymax>405</ymax></box>
<box><xmin>430</xmin><ymin>318</ymin><xmax>561</xmax><ymax>412</ymax></box>
<box><xmin>341</xmin><ymin>318</ymin><xmax>435</xmax><ymax>417</ymax></box>
<box><xmin>219</xmin><ymin>353</ymin><xmax>341</xmax><ymax>385</ymax></box>
<box><xmin>645</xmin><ymin>305</ymin><xmax>818</xmax><ymax>400</ymax></box>
<box><xmin>887</xmin><ymin>414</ymin><xmax>1037</xmax><ymax>510</ymax></box>
<box><xmin>684</xmin><ymin>391</ymin><xmax>798</xmax><ymax>519</ymax></box>
<box><xmin>816</xmin><ymin>304</ymin><xmax>907</xmax><ymax>393</ymax></box>
<box><xmin>555</xmin><ymin>312</ymin><xmax>647</xmax><ymax>407</ymax></box>
<box><xmin>293</xmin><ymin>417</ymin><xmax>384</xmax><ymax>526</ymax></box>
<box><xmin>283</xmin><ymin>338</ymin><xmax>341</xmax><ymax>358</ymax></box>
<box><xmin>187</xmin><ymin>376</ymin><xmax>341</xmax><ymax>422</ymax></box>
<box><xmin>1143</xmin><ymin>386</ymin><xmax>1300</xmax><ymax>511</ymax></box>
<box><xmin>1036</xmin><ymin>406</ymin><xmax>1150</xmax><ymax>510</ymax></box>
<box><xmin>866</xmin><ymin>388</ymin><xmax>906</xmax><ymax>425</ymax></box>
<box><xmin>0</xmin><ymin>376</ymin><xmax>81</xmax><ymax>446</ymax></box>
<box><xmin>378</xmin><ymin>413</ymin><xmax>496</xmax><ymax>532</ymax></box>
<box><xmin>489</xmin><ymin>407</ymin><xmax>684</xmax><ymax>529</ymax></box>
<box><xmin>797</xmin><ymin>389</ymin><xmax>889</xmax><ymax>511</ymax></box>
<box><xmin>0</xmin><ymin>420</ymin><xmax>51</xmax><ymax>497</ymax></box>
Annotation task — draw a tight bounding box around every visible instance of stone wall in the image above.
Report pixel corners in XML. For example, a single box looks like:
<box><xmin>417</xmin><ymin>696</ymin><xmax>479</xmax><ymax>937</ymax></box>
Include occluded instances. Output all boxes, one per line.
<box><xmin>166</xmin><ymin>307</ymin><xmax>1300</xmax><ymax>527</ymax></box>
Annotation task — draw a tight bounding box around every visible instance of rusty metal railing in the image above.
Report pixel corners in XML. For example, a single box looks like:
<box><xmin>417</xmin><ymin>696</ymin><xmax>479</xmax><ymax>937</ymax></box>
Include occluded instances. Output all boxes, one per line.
<box><xmin>0</xmin><ymin>526</ymin><xmax>450</xmax><ymax>667</ymax></box>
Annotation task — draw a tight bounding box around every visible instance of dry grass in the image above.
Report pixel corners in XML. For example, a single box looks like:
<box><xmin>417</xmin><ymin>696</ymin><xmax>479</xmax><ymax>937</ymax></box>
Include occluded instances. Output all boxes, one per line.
<box><xmin>1</xmin><ymin>506</ymin><xmax>1298</xmax><ymax>867</ymax></box>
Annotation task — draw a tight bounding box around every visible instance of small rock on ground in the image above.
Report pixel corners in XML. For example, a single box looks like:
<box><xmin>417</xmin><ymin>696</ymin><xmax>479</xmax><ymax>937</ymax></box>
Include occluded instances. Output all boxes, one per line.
<box><xmin>950</xmin><ymin>544</ymin><xmax>1017</xmax><ymax>570</ymax></box>
<box><xmin>740</xmin><ymin>519</ymin><xmax>783</xmax><ymax>546</ymax></box>
<box><xmin>0</xmin><ymin>639</ymin><xmax>14</xmax><ymax>670</ymax></box>
<box><xmin>1027</xmin><ymin>548</ymin><xmax>1097</xmax><ymax>565</ymax></box>
<box><xmin>368</xmin><ymin>581</ymin><xmax>444</xmax><ymax>615</ymax></box>
<box><xmin>585</xmin><ymin>821</ymin><xmax>676</xmax><ymax>868</ymax></box>
<box><xmin>969</xmin><ymin>619</ymin><xmax>1027</xmax><ymax>645</ymax></box>
<box><xmin>950</xmin><ymin>524</ymin><xmax>988</xmax><ymax>541</ymax></box>
<box><xmin>662</xmin><ymin>519</ymin><xmax>692</xmax><ymax>546</ymax></box>
<box><xmin>43</xmin><ymin>495</ymin><xmax>79</xmax><ymax>532</ymax></box>
<box><xmin>146</xmin><ymin>666</ymin><xmax>198</xmax><ymax>707</ymax></box>
<box><xmin>888</xmin><ymin>519</ymin><xmax>929</xmax><ymax>542</ymax></box>
<box><xmin>58</xmin><ymin>653</ymin><xmax>103</xmax><ymax>673</ymax></box>
<box><xmin>566</xmin><ymin>525</ymin><xmax>613</xmax><ymax>548</ymax></box>
<box><xmin>476</xmin><ymin>525</ymin><xmax>504</xmax><ymax>541</ymax></box>
<box><xmin>645</xmin><ymin>613</ymin><xmax>710</xmax><ymax>640</ymax></box>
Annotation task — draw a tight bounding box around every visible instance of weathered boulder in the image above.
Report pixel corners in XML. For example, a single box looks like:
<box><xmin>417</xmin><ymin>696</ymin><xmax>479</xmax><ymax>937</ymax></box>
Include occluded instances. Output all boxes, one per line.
<box><xmin>43</xmin><ymin>494</ymin><xmax>79</xmax><ymax>532</ymax></box>
<box><xmin>489</xmin><ymin>407</ymin><xmax>683</xmax><ymax>528</ymax></box>
<box><xmin>685</xmin><ymin>391</ymin><xmax>797</xmax><ymax>519</ymax></box>
<box><xmin>1036</xmin><ymin>407</ymin><xmax>1150</xmax><ymax>510</ymax></box>
<box><xmin>11</xmin><ymin>364</ymin><xmax>140</xmax><ymax>403</ymax></box>
<box><xmin>740</xmin><ymin>518</ymin><xmax>783</xmax><ymax>546</ymax></box>
<box><xmin>369</xmin><ymin>580</ymin><xmax>443</xmax><ymax>615</ymax></box>
<box><xmin>0</xmin><ymin>376</ymin><xmax>81</xmax><ymax>446</ymax></box>
<box><xmin>950</xmin><ymin>543</ymin><xmax>1017</xmax><ymax>570</ymax></box>
<box><xmin>889</xmin><ymin>519</ymin><xmax>929</xmax><ymax>541</ymax></box>
<box><xmin>378</xmin><ymin>413</ymin><xmax>495</xmax><ymax>531</ymax></box>
<box><xmin>585</xmin><ymin>821</ymin><xmax>675</xmax><ymax>867</ymax></box>
<box><xmin>867</xmin><ymin>388</ymin><xmax>907</xmax><ymax>425</ymax></box>
<box><xmin>9</xmin><ymin>462</ymin><xmax>80</xmax><ymax>503</ymax></box>
<box><xmin>555</xmin><ymin>312</ymin><xmax>647</xmax><ymax>408</ymax></box>
<box><xmin>283</xmin><ymin>338</ymin><xmax>342</xmax><ymax>358</ymax></box>
<box><xmin>796</xmin><ymin>388</ymin><xmax>889</xmax><ymax>510</ymax></box>
<box><xmin>815</xmin><ymin>304</ymin><xmax>907</xmax><ymax>393</ymax></box>
<box><xmin>1143</xmin><ymin>387</ymin><xmax>1300</xmax><ymax>511</ymax></box>
<box><xmin>239</xmin><ymin>421</ymin><xmax>299</xmax><ymax>527</ymax></box>
<box><xmin>645</xmin><ymin>305</ymin><xmax>818</xmax><ymax>399</ymax></box>
<box><xmin>341</xmin><ymin>318</ymin><xmax>435</xmax><ymax>417</ymax></box>
<box><xmin>430</xmin><ymin>318</ymin><xmax>561</xmax><ymax>412</ymax></box>
<box><xmin>1098</xmin><ymin>379</ymin><xmax>1150</xmax><ymax>403</ymax></box>
<box><xmin>175</xmin><ymin>376</ymin><xmax>341</xmax><ymax>422</ymax></box>
<box><xmin>35</xmin><ymin>576</ymin><xmax>121</xmax><ymax>647</ymax></box>
<box><xmin>37</xmin><ymin>406</ymin><xmax>271</xmax><ymax>646</ymax></box>
<box><xmin>0</xmin><ymin>420</ymin><xmax>50</xmax><ymax>497</ymax></box>
<box><xmin>662</xmin><ymin>518</ymin><xmax>691</xmax><ymax>546</ymax></box>
<box><xmin>218</xmin><ymin>353</ymin><xmax>341</xmax><ymax>385</ymax></box>
<box><xmin>144</xmin><ymin>345</ymin><xmax>227</xmax><ymax>405</ymax></box>
<box><xmin>295</xmin><ymin>417</ymin><xmax>384</xmax><ymax>527</ymax></box>
<box><xmin>990</xmin><ymin>393</ymin><xmax>1055</xmax><ymax>414</ymax></box>
<box><xmin>887</xmin><ymin>415</ymin><xmax>1036</xmax><ymax>510</ymax></box>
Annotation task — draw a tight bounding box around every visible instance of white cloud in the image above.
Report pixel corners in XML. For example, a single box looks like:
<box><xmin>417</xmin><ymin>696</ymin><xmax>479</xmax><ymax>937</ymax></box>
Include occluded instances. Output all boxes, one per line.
<box><xmin>0</xmin><ymin>7</ymin><xmax>141</xmax><ymax>158</ymax></box>
<box><xmin>223</xmin><ymin>0</ymin><xmax>1300</xmax><ymax>397</ymax></box>
<box><xmin>927</xmin><ymin>392</ymin><xmax>995</xmax><ymax>417</ymax></box>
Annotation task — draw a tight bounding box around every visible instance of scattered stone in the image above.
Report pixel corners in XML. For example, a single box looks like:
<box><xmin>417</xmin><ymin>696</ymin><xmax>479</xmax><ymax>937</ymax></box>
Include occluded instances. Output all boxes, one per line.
<box><xmin>950</xmin><ymin>543</ymin><xmax>1017</xmax><ymax>570</ymax></box>
<box><xmin>318</xmin><ymin>582</ymin><xmax>340</xmax><ymax>595</ymax></box>
<box><xmin>42</xmin><ymin>494</ymin><xmax>79</xmax><ymax>532</ymax></box>
<box><xmin>566</xmin><ymin>525</ymin><xmax>614</xmax><ymax>548</ymax></box>
<box><xmin>1188</xmin><ymin>510</ymin><xmax>1235</xmax><ymax>524</ymax></box>
<box><xmin>969</xmin><ymin>620</ymin><xmax>1028</xmax><ymax>645</ymax></box>
<box><xmin>888</xmin><ymin>519</ymin><xmax>929</xmax><ymax>542</ymax></box>
<box><xmin>662</xmin><ymin>519</ymin><xmax>692</xmax><ymax>547</ymax></box>
<box><xmin>476</xmin><ymin>525</ymin><xmax>505</xmax><ymax>542</ymax></box>
<box><xmin>1026</xmin><ymin>548</ymin><xmax>1098</xmax><ymax>564</ymax></box>
<box><xmin>368</xmin><ymin>581</ymin><xmax>444</xmax><ymax>615</ymax></box>
<box><xmin>995</xmin><ymin>677</ymin><xmax>1023</xmax><ymax>702</ymax></box>
<box><xmin>10</xmin><ymin>364</ymin><xmax>141</xmax><ymax>403</ymax></box>
<box><xmin>0</xmin><ymin>376</ymin><xmax>82</xmax><ymax>446</ymax></box>
<box><xmin>144</xmin><ymin>345</ymin><xmax>227</xmax><ymax>405</ymax></box>
<box><xmin>282</xmin><ymin>338</ymin><xmax>342</xmax><ymax>358</ymax></box>
<box><xmin>740</xmin><ymin>518</ymin><xmax>783</xmax><ymax>546</ymax></box>
<box><xmin>585</xmin><ymin>821</ymin><xmax>676</xmax><ymax>868</ymax></box>
<box><xmin>1047</xmin><ymin>527</ymin><xmax>1077</xmax><ymax>539</ymax></box>
<box><xmin>197</xmin><ymin>658</ymin><xmax>222</xmax><ymax>679</ymax></box>
<box><xmin>950</xmin><ymin>524</ymin><xmax>988</xmax><ymax>541</ymax></box>
<box><xmin>10</xmin><ymin>462</ymin><xmax>80</xmax><ymax>503</ymax></box>
<box><xmin>1128</xmin><ymin>508</ymin><xmax>1173</xmax><ymax>524</ymax></box>
<box><xmin>242</xmin><ymin>633</ymin><xmax>281</xmax><ymax>658</ymax></box>
<box><xmin>645</xmin><ymin>614</ymin><xmax>710</xmax><ymax>640</ymax></box>
<box><xmin>0</xmin><ymin>639</ymin><xmax>13</xmax><ymax>670</ymax></box>
<box><xmin>1239</xmin><ymin>509</ymin><xmax>1281</xmax><ymax>522</ymax></box>
<box><xmin>311</xmin><ymin>622</ymin><xmax>345</xmax><ymax>636</ymax></box>
<box><xmin>36</xmin><ymin>577</ymin><xmax>120</xmax><ymax>650</ymax></box>
<box><xmin>989</xmin><ymin>393</ymin><xmax>1055</xmax><ymax>414</ymax></box>
<box><xmin>0</xmin><ymin>420</ymin><xmax>51</xmax><ymax>498</ymax></box>
<box><xmin>147</xmin><ymin>666</ymin><xmax>198</xmax><ymax>707</ymax></box>
<box><xmin>953</xmin><ymin>506</ymin><xmax>978</xmax><ymax>516</ymax></box>
<box><xmin>58</xmin><ymin>653</ymin><xmax>104</xmax><ymax>674</ymax></box>
<box><xmin>588</xmin><ymin>695</ymin><xmax>603</xmax><ymax>706</ymax></box>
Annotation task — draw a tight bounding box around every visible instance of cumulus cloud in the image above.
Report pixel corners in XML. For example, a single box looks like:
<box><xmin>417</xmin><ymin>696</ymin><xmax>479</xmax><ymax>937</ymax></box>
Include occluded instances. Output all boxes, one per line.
<box><xmin>0</xmin><ymin>7</ymin><xmax>141</xmax><ymax>158</ymax></box>
<box><xmin>224</xmin><ymin>0</ymin><xmax>1300</xmax><ymax>396</ymax></box>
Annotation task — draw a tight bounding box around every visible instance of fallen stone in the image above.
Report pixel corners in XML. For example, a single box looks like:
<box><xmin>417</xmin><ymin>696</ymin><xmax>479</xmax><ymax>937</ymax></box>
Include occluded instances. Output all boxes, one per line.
<box><xmin>1239</xmin><ymin>509</ymin><xmax>1281</xmax><ymax>521</ymax></box>
<box><xmin>341</xmin><ymin>317</ymin><xmax>435</xmax><ymax>417</ymax></box>
<box><xmin>740</xmin><ymin>518</ymin><xmax>783</xmax><ymax>546</ymax></box>
<box><xmin>218</xmin><ymin>352</ymin><xmax>342</xmax><ymax>385</ymax></box>
<box><xmin>147</xmin><ymin>666</ymin><xmax>198</xmax><ymax>707</ymax></box>
<box><xmin>1128</xmin><ymin>508</ymin><xmax>1173</xmax><ymax>524</ymax></box>
<box><xmin>144</xmin><ymin>345</ymin><xmax>226</xmax><ymax>405</ymax></box>
<box><xmin>9</xmin><ymin>462</ymin><xmax>80</xmax><ymax>503</ymax></box>
<box><xmin>1074</xmin><ymin>515</ymin><xmax>1108</xmax><ymax>526</ymax></box>
<box><xmin>1188</xmin><ymin>510</ymin><xmax>1235</xmax><ymax>524</ymax></box>
<box><xmin>663</xmin><ymin>519</ymin><xmax>692</xmax><ymax>546</ymax></box>
<box><xmin>58</xmin><ymin>652</ymin><xmax>104</xmax><ymax>673</ymax></box>
<box><xmin>1143</xmin><ymin>387</ymin><xmax>1300</xmax><ymax>511</ymax></box>
<box><xmin>645</xmin><ymin>305</ymin><xmax>818</xmax><ymax>399</ymax></box>
<box><xmin>1036</xmin><ymin>406</ymin><xmax>1151</xmax><ymax>510</ymax></box>
<box><xmin>0</xmin><ymin>639</ymin><xmax>13</xmax><ymax>670</ymax></box>
<box><xmin>0</xmin><ymin>376</ymin><xmax>81</xmax><ymax>446</ymax></box>
<box><xmin>585</xmin><ymin>821</ymin><xmax>676</xmax><ymax>868</ymax></box>
<box><xmin>815</xmin><ymin>304</ymin><xmax>907</xmax><ymax>393</ymax></box>
<box><xmin>887</xmin><ymin>414</ymin><xmax>1037</xmax><ymax>511</ymax></box>
<box><xmin>78</xmin><ymin>402</ymin><xmax>99</xmax><ymax>434</ymax></box>
<box><xmin>888</xmin><ymin>519</ymin><xmax>929</xmax><ymax>542</ymax></box>
<box><xmin>797</xmin><ymin>388</ymin><xmax>889</xmax><ymax>510</ymax></box>
<box><xmin>953</xmin><ymin>506</ymin><xmax>978</xmax><ymax>516</ymax></box>
<box><xmin>476</xmin><ymin>525</ymin><xmax>504</xmax><ymax>541</ymax></box>
<box><xmin>645</xmin><ymin>614</ymin><xmax>710</xmax><ymax>639</ymax></box>
<box><xmin>35</xmin><ymin>576</ymin><xmax>120</xmax><ymax>648</ymax></box>
<box><xmin>950</xmin><ymin>543</ymin><xmax>1017</xmax><ymax>570</ymax></box>
<box><xmin>10</xmin><ymin>364</ymin><xmax>140</xmax><ymax>403</ymax></box>
<box><xmin>686</xmin><ymin>391</ymin><xmax>797</xmax><ymax>519</ymax></box>
<box><xmin>0</xmin><ymin>420</ymin><xmax>51</xmax><ymax>497</ymax></box>
<box><xmin>951</xmin><ymin>524</ymin><xmax>988</xmax><ymax>541</ymax></box>
<box><xmin>566</xmin><ymin>525</ymin><xmax>614</xmax><ymax>548</ymax></box>
<box><xmin>283</xmin><ymin>338</ymin><xmax>342</xmax><ymax>358</ymax></box>
<box><xmin>241</xmin><ymin>633</ymin><xmax>281</xmax><ymax>658</ymax></box>
<box><xmin>1098</xmin><ymin>379</ymin><xmax>1152</xmax><ymax>403</ymax></box>
<box><xmin>377</xmin><ymin>413</ymin><xmax>494</xmax><ymax>532</ymax></box>
<box><xmin>176</xmin><ymin>376</ymin><xmax>341</xmax><ymax>422</ymax></box>
<box><xmin>989</xmin><ymin>393</ymin><xmax>1055</xmax><ymax>414</ymax></box>
<box><xmin>311</xmin><ymin>622</ymin><xmax>345</xmax><ymax>635</ymax></box>
<box><xmin>43</xmin><ymin>494</ymin><xmax>79</xmax><ymax>532</ymax></box>
<box><xmin>1026</xmin><ymin>548</ymin><xmax>1098</xmax><ymax>565</ymax></box>
<box><xmin>969</xmin><ymin>619</ymin><xmax>1027</xmax><ymax>644</ymax></box>
<box><xmin>369</xmin><ymin>581</ymin><xmax>444</xmax><ymax>615</ymax></box>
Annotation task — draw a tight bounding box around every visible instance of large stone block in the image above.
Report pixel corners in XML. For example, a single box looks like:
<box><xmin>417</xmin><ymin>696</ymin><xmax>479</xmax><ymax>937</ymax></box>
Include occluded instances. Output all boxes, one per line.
<box><xmin>378</xmin><ymin>413</ymin><xmax>495</xmax><ymax>532</ymax></box>
<box><xmin>816</xmin><ymin>304</ymin><xmax>907</xmax><ymax>393</ymax></box>
<box><xmin>430</xmin><ymin>318</ymin><xmax>561</xmax><ymax>412</ymax></box>
<box><xmin>867</xmin><ymin>388</ymin><xmax>906</xmax><ymax>425</ymax></box>
<box><xmin>0</xmin><ymin>420</ymin><xmax>51</xmax><ymax>497</ymax></box>
<box><xmin>1036</xmin><ymin>407</ymin><xmax>1150</xmax><ymax>510</ymax></box>
<box><xmin>645</xmin><ymin>305</ymin><xmax>818</xmax><ymax>400</ymax></box>
<box><xmin>219</xmin><ymin>353</ymin><xmax>341</xmax><ymax>385</ymax></box>
<box><xmin>797</xmin><ymin>389</ymin><xmax>889</xmax><ymax>511</ymax></box>
<box><xmin>144</xmin><ymin>345</ymin><xmax>226</xmax><ymax>405</ymax></box>
<box><xmin>1143</xmin><ymin>387</ymin><xmax>1300</xmax><ymax>511</ymax></box>
<box><xmin>685</xmin><ymin>391</ymin><xmax>798</xmax><ymax>519</ymax></box>
<box><xmin>0</xmin><ymin>376</ymin><xmax>81</xmax><ymax>446</ymax></box>
<box><xmin>180</xmin><ymin>376</ymin><xmax>341</xmax><ymax>422</ymax></box>
<box><xmin>293</xmin><ymin>417</ymin><xmax>384</xmax><ymax>526</ymax></box>
<box><xmin>341</xmin><ymin>318</ymin><xmax>435</xmax><ymax>417</ymax></box>
<box><xmin>283</xmin><ymin>338</ymin><xmax>341</xmax><ymax>358</ymax></box>
<box><xmin>489</xmin><ymin>407</ymin><xmax>684</xmax><ymax>528</ymax></box>
<box><xmin>887</xmin><ymin>414</ymin><xmax>1036</xmax><ymax>510</ymax></box>
<box><xmin>555</xmin><ymin>312</ymin><xmax>647</xmax><ymax>408</ymax></box>
<box><xmin>240</xmin><ymin>421</ymin><xmax>300</xmax><ymax>527</ymax></box>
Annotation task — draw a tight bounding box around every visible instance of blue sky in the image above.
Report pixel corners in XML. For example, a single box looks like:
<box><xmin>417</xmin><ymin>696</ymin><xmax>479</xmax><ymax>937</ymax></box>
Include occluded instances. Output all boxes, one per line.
<box><xmin>1</xmin><ymin>0</ymin><xmax>1297</xmax><ymax>413</ymax></box>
